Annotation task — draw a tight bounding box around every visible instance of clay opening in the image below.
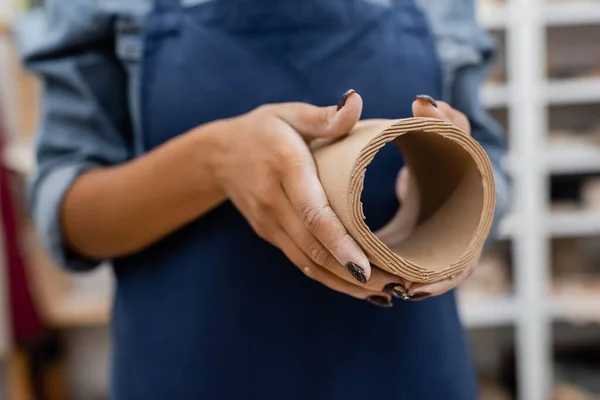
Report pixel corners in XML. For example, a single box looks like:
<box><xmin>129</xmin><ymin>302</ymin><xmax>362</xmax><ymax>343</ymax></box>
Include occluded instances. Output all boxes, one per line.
<box><xmin>364</xmin><ymin>130</ymin><xmax>484</xmax><ymax>273</ymax></box>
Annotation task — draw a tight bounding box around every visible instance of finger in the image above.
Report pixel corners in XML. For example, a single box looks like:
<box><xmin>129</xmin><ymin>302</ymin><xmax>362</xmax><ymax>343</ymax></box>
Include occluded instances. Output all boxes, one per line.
<box><xmin>275</xmin><ymin>190</ymin><xmax>354</xmax><ymax>281</ymax></box>
<box><xmin>412</xmin><ymin>95</ymin><xmax>470</xmax><ymax>134</ymax></box>
<box><xmin>396</xmin><ymin>166</ymin><xmax>410</xmax><ymax>201</ymax></box>
<box><xmin>407</xmin><ymin>257</ymin><xmax>479</xmax><ymax>300</ymax></box>
<box><xmin>281</xmin><ymin>157</ymin><xmax>372</xmax><ymax>282</ymax></box>
<box><xmin>270</xmin><ymin>89</ymin><xmax>363</xmax><ymax>140</ymax></box>
<box><xmin>439</xmin><ymin>102</ymin><xmax>470</xmax><ymax>134</ymax></box>
<box><xmin>273</xmin><ymin>231</ymin><xmax>392</xmax><ymax>305</ymax></box>
<box><xmin>275</xmin><ymin>190</ymin><xmax>405</xmax><ymax>291</ymax></box>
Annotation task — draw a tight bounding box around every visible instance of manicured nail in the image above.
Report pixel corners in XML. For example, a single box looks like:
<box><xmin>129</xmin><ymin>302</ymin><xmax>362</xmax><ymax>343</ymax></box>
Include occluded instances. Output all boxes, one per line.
<box><xmin>345</xmin><ymin>262</ymin><xmax>367</xmax><ymax>284</ymax></box>
<box><xmin>416</xmin><ymin>94</ymin><xmax>438</xmax><ymax>108</ymax></box>
<box><xmin>382</xmin><ymin>283</ymin><xmax>405</xmax><ymax>298</ymax></box>
<box><xmin>367</xmin><ymin>295</ymin><xmax>393</xmax><ymax>308</ymax></box>
<box><xmin>337</xmin><ymin>89</ymin><xmax>356</xmax><ymax>111</ymax></box>
<box><xmin>407</xmin><ymin>292</ymin><xmax>431</xmax><ymax>301</ymax></box>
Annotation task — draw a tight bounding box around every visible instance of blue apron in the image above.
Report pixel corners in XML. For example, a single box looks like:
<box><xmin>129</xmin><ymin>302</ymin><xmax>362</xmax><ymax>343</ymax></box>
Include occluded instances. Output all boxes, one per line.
<box><xmin>111</xmin><ymin>0</ymin><xmax>477</xmax><ymax>398</ymax></box>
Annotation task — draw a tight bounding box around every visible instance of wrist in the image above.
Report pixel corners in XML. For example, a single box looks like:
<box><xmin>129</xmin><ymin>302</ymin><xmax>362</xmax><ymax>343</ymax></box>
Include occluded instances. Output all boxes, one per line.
<box><xmin>184</xmin><ymin>119</ymin><xmax>233</xmax><ymax>199</ymax></box>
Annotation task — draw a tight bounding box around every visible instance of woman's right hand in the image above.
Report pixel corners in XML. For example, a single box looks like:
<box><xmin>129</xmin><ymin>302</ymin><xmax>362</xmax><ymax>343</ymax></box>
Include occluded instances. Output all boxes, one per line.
<box><xmin>206</xmin><ymin>90</ymin><xmax>402</xmax><ymax>306</ymax></box>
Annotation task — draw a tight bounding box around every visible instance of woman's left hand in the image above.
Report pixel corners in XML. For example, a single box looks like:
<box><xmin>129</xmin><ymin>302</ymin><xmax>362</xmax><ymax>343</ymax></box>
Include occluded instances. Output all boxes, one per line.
<box><xmin>378</xmin><ymin>95</ymin><xmax>480</xmax><ymax>301</ymax></box>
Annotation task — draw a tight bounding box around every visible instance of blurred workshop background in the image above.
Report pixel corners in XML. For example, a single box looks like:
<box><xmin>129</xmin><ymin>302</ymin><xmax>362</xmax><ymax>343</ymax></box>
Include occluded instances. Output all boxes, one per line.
<box><xmin>2</xmin><ymin>0</ymin><xmax>600</xmax><ymax>399</ymax></box>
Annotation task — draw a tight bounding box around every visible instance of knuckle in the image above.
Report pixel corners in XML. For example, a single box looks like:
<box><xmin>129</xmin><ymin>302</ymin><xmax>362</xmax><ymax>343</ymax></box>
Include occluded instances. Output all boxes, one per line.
<box><xmin>300</xmin><ymin>265</ymin><xmax>316</xmax><ymax>280</ymax></box>
<box><xmin>251</xmin><ymin>221</ymin><xmax>271</xmax><ymax>241</ymax></box>
<box><xmin>256</xmin><ymin>103</ymin><xmax>275</xmax><ymax>115</ymax></box>
<box><xmin>273</xmin><ymin>144</ymin><xmax>301</xmax><ymax>169</ymax></box>
<box><xmin>328</xmin><ymin>233</ymin><xmax>350</xmax><ymax>255</ymax></box>
<box><xmin>254</xmin><ymin>228</ymin><xmax>269</xmax><ymax>241</ymax></box>
<box><xmin>318</xmin><ymin>109</ymin><xmax>332</xmax><ymax>132</ymax></box>
<box><xmin>307</xmin><ymin>241</ymin><xmax>331</xmax><ymax>266</ymax></box>
<box><xmin>256</xmin><ymin>191</ymin><xmax>277</xmax><ymax>211</ymax></box>
<box><xmin>301</xmin><ymin>204</ymin><xmax>334</xmax><ymax>233</ymax></box>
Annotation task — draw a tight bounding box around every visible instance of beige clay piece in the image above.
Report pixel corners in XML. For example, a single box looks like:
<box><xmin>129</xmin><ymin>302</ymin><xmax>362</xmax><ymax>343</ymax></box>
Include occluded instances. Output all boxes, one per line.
<box><xmin>313</xmin><ymin>117</ymin><xmax>496</xmax><ymax>284</ymax></box>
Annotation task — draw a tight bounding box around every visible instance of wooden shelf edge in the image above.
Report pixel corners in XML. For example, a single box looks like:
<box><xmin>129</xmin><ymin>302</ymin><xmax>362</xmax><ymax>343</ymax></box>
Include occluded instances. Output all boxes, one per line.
<box><xmin>481</xmin><ymin>82</ymin><xmax>509</xmax><ymax>109</ymax></box>
<box><xmin>546</xmin><ymin>77</ymin><xmax>600</xmax><ymax>106</ymax></box>
<box><xmin>544</xmin><ymin>1</ymin><xmax>600</xmax><ymax>27</ymax></box>
<box><xmin>3</xmin><ymin>140</ymin><xmax>34</xmax><ymax>176</ymax></box>
<box><xmin>459</xmin><ymin>294</ymin><xmax>517</xmax><ymax>328</ymax></box>
<box><xmin>478</xmin><ymin>4</ymin><xmax>508</xmax><ymax>30</ymax></box>
<box><xmin>44</xmin><ymin>295</ymin><xmax>110</xmax><ymax>328</ymax></box>
<box><xmin>0</xmin><ymin>19</ymin><xmax>11</xmax><ymax>36</ymax></box>
<box><xmin>547</xmin><ymin>295</ymin><xmax>600</xmax><ymax>323</ymax></box>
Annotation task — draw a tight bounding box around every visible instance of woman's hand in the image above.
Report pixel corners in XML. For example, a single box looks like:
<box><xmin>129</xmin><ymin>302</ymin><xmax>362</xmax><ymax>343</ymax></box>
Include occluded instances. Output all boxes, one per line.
<box><xmin>207</xmin><ymin>90</ymin><xmax>400</xmax><ymax>306</ymax></box>
<box><xmin>377</xmin><ymin>95</ymin><xmax>480</xmax><ymax>301</ymax></box>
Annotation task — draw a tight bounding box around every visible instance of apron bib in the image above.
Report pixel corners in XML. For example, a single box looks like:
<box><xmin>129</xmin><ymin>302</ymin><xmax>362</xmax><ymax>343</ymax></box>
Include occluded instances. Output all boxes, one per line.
<box><xmin>111</xmin><ymin>0</ymin><xmax>477</xmax><ymax>398</ymax></box>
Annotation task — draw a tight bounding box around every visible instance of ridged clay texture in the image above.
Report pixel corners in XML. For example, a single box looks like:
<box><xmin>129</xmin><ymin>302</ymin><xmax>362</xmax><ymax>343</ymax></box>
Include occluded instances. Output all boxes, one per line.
<box><xmin>312</xmin><ymin>117</ymin><xmax>496</xmax><ymax>284</ymax></box>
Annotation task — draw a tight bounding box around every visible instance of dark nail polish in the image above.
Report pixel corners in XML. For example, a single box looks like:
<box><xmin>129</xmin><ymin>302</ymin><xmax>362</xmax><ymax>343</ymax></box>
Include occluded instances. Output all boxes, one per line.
<box><xmin>408</xmin><ymin>292</ymin><xmax>431</xmax><ymax>301</ymax></box>
<box><xmin>345</xmin><ymin>262</ymin><xmax>367</xmax><ymax>284</ymax></box>
<box><xmin>416</xmin><ymin>94</ymin><xmax>438</xmax><ymax>108</ymax></box>
<box><xmin>382</xmin><ymin>283</ymin><xmax>405</xmax><ymax>298</ymax></box>
<box><xmin>367</xmin><ymin>295</ymin><xmax>393</xmax><ymax>308</ymax></box>
<box><xmin>337</xmin><ymin>89</ymin><xmax>356</xmax><ymax>111</ymax></box>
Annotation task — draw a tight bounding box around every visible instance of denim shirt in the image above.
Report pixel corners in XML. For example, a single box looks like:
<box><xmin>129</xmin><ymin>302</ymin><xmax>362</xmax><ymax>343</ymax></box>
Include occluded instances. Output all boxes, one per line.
<box><xmin>15</xmin><ymin>0</ymin><xmax>509</xmax><ymax>271</ymax></box>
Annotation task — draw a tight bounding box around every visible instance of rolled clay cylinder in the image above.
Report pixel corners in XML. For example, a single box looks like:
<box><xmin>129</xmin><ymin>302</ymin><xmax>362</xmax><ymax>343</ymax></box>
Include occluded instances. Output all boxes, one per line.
<box><xmin>312</xmin><ymin>117</ymin><xmax>496</xmax><ymax>284</ymax></box>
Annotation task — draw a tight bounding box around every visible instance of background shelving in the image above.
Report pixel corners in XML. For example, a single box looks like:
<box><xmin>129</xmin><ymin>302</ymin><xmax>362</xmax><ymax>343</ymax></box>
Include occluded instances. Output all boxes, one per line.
<box><xmin>478</xmin><ymin>0</ymin><xmax>600</xmax><ymax>29</ymax></box>
<box><xmin>545</xmin><ymin>145</ymin><xmax>600</xmax><ymax>175</ymax></box>
<box><xmin>474</xmin><ymin>1</ymin><xmax>600</xmax><ymax>399</ymax></box>
<box><xmin>543</xmin><ymin>1</ymin><xmax>600</xmax><ymax>27</ymax></box>
<box><xmin>478</xmin><ymin>3</ymin><xmax>508</xmax><ymax>30</ymax></box>
<box><xmin>459</xmin><ymin>295</ymin><xmax>518</xmax><ymax>328</ymax></box>
<box><xmin>547</xmin><ymin>211</ymin><xmax>600</xmax><ymax>238</ymax></box>
<box><xmin>546</xmin><ymin>77</ymin><xmax>600</xmax><ymax>106</ymax></box>
<box><xmin>482</xmin><ymin>81</ymin><xmax>510</xmax><ymax>109</ymax></box>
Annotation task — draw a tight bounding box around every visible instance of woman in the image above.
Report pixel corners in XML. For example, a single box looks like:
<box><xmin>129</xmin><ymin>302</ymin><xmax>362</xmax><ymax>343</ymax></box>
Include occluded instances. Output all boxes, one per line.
<box><xmin>18</xmin><ymin>0</ymin><xmax>508</xmax><ymax>398</ymax></box>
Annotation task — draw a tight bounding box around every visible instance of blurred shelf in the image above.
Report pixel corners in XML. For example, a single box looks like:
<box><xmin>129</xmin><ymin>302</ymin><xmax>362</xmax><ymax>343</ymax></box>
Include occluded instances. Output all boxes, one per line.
<box><xmin>544</xmin><ymin>1</ymin><xmax>600</xmax><ymax>27</ymax></box>
<box><xmin>547</xmin><ymin>211</ymin><xmax>600</xmax><ymax>238</ymax></box>
<box><xmin>44</xmin><ymin>292</ymin><xmax>110</xmax><ymax>328</ymax></box>
<box><xmin>481</xmin><ymin>82</ymin><xmax>509</xmax><ymax>109</ymax></box>
<box><xmin>22</xmin><ymin>218</ymin><xmax>112</xmax><ymax>328</ymax></box>
<box><xmin>0</xmin><ymin>19</ymin><xmax>10</xmax><ymax>36</ymax></box>
<box><xmin>479</xmin><ymin>2</ymin><xmax>600</xmax><ymax>30</ymax></box>
<box><xmin>478</xmin><ymin>4</ymin><xmax>508</xmax><ymax>30</ymax></box>
<box><xmin>459</xmin><ymin>294</ymin><xmax>517</xmax><ymax>328</ymax></box>
<box><xmin>545</xmin><ymin>144</ymin><xmax>600</xmax><ymax>175</ymax></box>
<box><xmin>500</xmin><ymin>211</ymin><xmax>600</xmax><ymax>238</ymax></box>
<box><xmin>2</xmin><ymin>140</ymin><xmax>34</xmax><ymax>175</ymax></box>
<box><xmin>547</xmin><ymin>295</ymin><xmax>600</xmax><ymax>323</ymax></box>
<box><xmin>497</xmin><ymin>213</ymin><xmax>514</xmax><ymax>239</ymax></box>
<box><xmin>546</xmin><ymin>77</ymin><xmax>600</xmax><ymax>106</ymax></box>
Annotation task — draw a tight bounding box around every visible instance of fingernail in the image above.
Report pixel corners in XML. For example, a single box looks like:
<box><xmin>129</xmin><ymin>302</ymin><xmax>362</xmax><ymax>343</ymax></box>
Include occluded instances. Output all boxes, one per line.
<box><xmin>367</xmin><ymin>295</ymin><xmax>393</xmax><ymax>308</ymax></box>
<box><xmin>407</xmin><ymin>292</ymin><xmax>431</xmax><ymax>301</ymax></box>
<box><xmin>345</xmin><ymin>262</ymin><xmax>367</xmax><ymax>284</ymax></box>
<box><xmin>416</xmin><ymin>94</ymin><xmax>438</xmax><ymax>108</ymax></box>
<box><xmin>382</xmin><ymin>283</ymin><xmax>405</xmax><ymax>298</ymax></box>
<box><xmin>337</xmin><ymin>89</ymin><xmax>356</xmax><ymax>111</ymax></box>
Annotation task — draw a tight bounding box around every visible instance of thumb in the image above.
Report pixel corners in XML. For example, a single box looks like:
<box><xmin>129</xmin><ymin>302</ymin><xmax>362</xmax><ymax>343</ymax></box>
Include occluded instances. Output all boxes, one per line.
<box><xmin>412</xmin><ymin>94</ymin><xmax>471</xmax><ymax>134</ymax></box>
<box><xmin>273</xmin><ymin>89</ymin><xmax>363</xmax><ymax>140</ymax></box>
<box><xmin>412</xmin><ymin>94</ymin><xmax>445</xmax><ymax>119</ymax></box>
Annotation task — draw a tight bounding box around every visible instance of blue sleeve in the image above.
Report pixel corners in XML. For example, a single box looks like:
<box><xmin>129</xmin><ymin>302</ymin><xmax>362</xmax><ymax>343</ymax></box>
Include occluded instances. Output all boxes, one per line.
<box><xmin>418</xmin><ymin>0</ymin><xmax>510</xmax><ymax>241</ymax></box>
<box><xmin>449</xmin><ymin>53</ymin><xmax>510</xmax><ymax>242</ymax></box>
<box><xmin>15</xmin><ymin>1</ymin><xmax>134</xmax><ymax>270</ymax></box>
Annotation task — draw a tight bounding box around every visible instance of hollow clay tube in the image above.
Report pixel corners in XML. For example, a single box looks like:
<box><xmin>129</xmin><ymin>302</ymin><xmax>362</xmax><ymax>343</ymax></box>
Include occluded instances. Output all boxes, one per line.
<box><xmin>312</xmin><ymin>117</ymin><xmax>496</xmax><ymax>284</ymax></box>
